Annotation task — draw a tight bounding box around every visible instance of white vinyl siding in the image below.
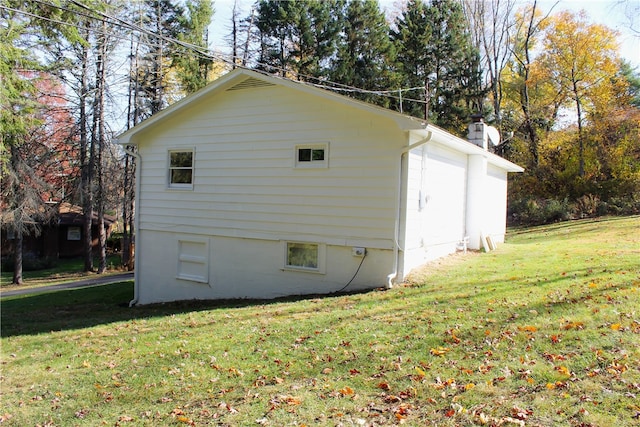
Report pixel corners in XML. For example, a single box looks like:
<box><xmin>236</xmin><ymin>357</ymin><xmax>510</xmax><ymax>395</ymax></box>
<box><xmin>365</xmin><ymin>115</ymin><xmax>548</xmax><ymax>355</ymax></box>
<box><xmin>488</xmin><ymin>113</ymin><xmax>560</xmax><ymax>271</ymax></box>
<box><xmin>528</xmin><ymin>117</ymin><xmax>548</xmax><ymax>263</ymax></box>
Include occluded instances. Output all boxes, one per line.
<box><xmin>135</xmin><ymin>84</ymin><xmax>403</xmax><ymax>250</ymax></box>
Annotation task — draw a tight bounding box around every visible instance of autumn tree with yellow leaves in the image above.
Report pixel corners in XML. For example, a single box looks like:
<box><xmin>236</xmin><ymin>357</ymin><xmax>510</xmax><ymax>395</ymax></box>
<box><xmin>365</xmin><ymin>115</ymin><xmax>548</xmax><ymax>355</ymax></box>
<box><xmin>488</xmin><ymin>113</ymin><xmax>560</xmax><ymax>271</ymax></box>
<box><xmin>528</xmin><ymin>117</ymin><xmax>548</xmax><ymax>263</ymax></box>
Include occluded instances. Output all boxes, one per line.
<box><xmin>501</xmin><ymin>6</ymin><xmax>639</xmax><ymax>223</ymax></box>
<box><xmin>538</xmin><ymin>11</ymin><xmax>621</xmax><ymax>178</ymax></box>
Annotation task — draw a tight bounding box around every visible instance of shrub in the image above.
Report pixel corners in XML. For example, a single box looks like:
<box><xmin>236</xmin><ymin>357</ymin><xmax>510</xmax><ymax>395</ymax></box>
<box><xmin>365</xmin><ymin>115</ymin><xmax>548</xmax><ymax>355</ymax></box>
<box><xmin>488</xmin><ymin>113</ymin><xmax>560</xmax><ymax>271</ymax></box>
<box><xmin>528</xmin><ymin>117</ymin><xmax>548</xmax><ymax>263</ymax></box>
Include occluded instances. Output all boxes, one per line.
<box><xmin>571</xmin><ymin>194</ymin><xmax>602</xmax><ymax>218</ymax></box>
<box><xmin>604</xmin><ymin>194</ymin><xmax>640</xmax><ymax>216</ymax></box>
<box><xmin>508</xmin><ymin>197</ymin><xmax>571</xmax><ymax>226</ymax></box>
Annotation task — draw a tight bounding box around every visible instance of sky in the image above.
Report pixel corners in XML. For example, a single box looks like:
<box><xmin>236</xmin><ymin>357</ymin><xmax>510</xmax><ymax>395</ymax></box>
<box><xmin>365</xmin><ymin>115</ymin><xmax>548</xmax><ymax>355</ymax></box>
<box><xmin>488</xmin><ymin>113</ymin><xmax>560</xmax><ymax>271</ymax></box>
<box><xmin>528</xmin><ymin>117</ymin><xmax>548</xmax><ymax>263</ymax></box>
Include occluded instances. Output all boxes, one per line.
<box><xmin>206</xmin><ymin>0</ymin><xmax>640</xmax><ymax>68</ymax></box>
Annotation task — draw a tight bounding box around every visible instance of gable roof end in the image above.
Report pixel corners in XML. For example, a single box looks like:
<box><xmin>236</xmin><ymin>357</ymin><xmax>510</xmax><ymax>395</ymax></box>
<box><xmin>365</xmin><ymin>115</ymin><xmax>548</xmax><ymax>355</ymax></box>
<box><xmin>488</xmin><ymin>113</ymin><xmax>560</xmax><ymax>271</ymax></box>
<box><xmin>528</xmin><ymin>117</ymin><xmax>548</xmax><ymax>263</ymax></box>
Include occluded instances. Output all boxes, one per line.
<box><xmin>115</xmin><ymin>68</ymin><xmax>426</xmax><ymax>145</ymax></box>
<box><xmin>114</xmin><ymin>68</ymin><xmax>523</xmax><ymax>173</ymax></box>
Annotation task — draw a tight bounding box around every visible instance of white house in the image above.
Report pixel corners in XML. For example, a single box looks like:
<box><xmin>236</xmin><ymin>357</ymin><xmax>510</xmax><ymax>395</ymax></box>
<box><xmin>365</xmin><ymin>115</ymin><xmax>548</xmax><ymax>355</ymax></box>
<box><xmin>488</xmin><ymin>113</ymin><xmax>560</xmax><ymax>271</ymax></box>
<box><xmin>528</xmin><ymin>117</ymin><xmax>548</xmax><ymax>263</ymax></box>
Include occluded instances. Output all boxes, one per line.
<box><xmin>116</xmin><ymin>68</ymin><xmax>523</xmax><ymax>305</ymax></box>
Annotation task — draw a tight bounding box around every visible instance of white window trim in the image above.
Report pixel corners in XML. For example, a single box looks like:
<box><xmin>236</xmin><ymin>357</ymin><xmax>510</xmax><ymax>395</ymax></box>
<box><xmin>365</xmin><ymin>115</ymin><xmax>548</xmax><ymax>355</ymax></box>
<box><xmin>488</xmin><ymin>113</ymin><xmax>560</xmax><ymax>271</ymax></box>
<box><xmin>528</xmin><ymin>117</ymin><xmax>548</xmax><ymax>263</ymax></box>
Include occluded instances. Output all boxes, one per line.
<box><xmin>294</xmin><ymin>143</ymin><xmax>329</xmax><ymax>169</ymax></box>
<box><xmin>282</xmin><ymin>241</ymin><xmax>326</xmax><ymax>274</ymax></box>
<box><xmin>168</xmin><ymin>148</ymin><xmax>195</xmax><ymax>190</ymax></box>
<box><xmin>67</xmin><ymin>226</ymin><xmax>81</xmax><ymax>241</ymax></box>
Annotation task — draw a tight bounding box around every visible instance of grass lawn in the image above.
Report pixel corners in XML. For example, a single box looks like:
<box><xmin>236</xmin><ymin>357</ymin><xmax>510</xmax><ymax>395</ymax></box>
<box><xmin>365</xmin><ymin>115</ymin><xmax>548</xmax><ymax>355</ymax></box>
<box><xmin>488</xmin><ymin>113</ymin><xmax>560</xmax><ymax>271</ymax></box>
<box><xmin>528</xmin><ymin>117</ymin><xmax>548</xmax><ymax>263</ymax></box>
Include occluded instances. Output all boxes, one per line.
<box><xmin>0</xmin><ymin>254</ymin><xmax>125</xmax><ymax>291</ymax></box>
<box><xmin>1</xmin><ymin>216</ymin><xmax>638</xmax><ymax>426</ymax></box>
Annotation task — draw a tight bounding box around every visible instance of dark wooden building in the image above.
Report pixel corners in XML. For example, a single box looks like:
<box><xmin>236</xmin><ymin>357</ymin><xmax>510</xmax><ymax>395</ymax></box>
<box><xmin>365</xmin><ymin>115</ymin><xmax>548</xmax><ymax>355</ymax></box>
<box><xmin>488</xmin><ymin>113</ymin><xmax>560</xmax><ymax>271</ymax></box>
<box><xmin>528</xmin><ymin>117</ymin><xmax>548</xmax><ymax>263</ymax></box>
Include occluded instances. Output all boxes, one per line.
<box><xmin>1</xmin><ymin>203</ymin><xmax>115</xmax><ymax>259</ymax></box>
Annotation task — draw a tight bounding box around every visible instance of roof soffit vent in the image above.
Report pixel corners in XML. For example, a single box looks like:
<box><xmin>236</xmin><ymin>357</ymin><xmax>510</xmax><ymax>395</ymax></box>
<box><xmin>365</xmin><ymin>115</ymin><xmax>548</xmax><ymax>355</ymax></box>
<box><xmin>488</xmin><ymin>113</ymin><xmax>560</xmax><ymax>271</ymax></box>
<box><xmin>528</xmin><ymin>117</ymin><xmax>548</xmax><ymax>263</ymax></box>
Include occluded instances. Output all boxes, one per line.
<box><xmin>226</xmin><ymin>77</ymin><xmax>276</xmax><ymax>91</ymax></box>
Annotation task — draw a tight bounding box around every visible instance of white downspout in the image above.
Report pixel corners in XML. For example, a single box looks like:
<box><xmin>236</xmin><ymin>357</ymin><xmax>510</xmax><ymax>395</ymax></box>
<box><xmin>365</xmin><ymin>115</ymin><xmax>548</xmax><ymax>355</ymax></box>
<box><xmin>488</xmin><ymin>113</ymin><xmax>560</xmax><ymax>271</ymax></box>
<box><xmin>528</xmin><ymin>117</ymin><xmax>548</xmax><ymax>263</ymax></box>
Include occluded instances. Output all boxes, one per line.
<box><xmin>387</xmin><ymin>130</ymin><xmax>433</xmax><ymax>288</ymax></box>
<box><xmin>123</xmin><ymin>146</ymin><xmax>141</xmax><ymax>307</ymax></box>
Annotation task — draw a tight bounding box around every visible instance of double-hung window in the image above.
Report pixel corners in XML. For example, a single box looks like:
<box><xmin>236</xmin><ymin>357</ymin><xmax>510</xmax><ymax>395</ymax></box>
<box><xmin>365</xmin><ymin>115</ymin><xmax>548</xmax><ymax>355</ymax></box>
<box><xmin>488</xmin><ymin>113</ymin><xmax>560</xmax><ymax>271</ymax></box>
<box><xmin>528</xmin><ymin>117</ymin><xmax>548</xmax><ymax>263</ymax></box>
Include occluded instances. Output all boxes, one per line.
<box><xmin>169</xmin><ymin>149</ymin><xmax>194</xmax><ymax>189</ymax></box>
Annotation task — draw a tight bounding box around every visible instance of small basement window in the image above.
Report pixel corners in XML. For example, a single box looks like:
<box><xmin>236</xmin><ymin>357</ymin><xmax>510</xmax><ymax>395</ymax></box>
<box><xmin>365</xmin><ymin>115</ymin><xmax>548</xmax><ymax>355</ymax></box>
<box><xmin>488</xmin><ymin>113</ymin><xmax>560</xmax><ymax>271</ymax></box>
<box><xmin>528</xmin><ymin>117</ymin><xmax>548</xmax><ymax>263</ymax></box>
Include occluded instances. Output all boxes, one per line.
<box><xmin>169</xmin><ymin>149</ymin><xmax>194</xmax><ymax>188</ymax></box>
<box><xmin>283</xmin><ymin>241</ymin><xmax>325</xmax><ymax>273</ymax></box>
<box><xmin>295</xmin><ymin>143</ymin><xmax>328</xmax><ymax>168</ymax></box>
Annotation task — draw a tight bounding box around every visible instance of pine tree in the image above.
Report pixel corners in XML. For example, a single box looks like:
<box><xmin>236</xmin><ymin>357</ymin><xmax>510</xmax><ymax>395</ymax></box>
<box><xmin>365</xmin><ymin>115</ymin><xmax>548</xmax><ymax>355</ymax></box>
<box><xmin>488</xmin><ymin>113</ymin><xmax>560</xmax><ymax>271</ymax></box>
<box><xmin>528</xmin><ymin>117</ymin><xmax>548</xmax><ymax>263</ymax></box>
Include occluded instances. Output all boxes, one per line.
<box><xmin>174</xmin><ymin>0</ymin><xmax>215</xmax><ymax>94</ymax></box>
<box><xmin>140</xmin><ymin>0</ymin><xmax>186</xmax><ymax>114</ymax></box>
<box><xmin>330</xmin><ymin>0</ymin><xmax>398</xmax><ymax>107</ymax></box>
<box><xmin>288</xmin><ymin>0</ymin><xmax>343</xmax><ymax>80</ymax></box>
<box><xmin>255</xmin><ymin>0</ymin><xmax>342</xmax><ymax>80</ymax></box>
<box><xmin>255</xmin><ymin>0</ymin><xmax>296</xmax><ymax>76</ymax></box>
<box><xmin>392</xmin><ymin>0</ymin><xmax>482</xmax><ymax>132</ymax></box>
<box><xmin>1</xmin><ymin>4</ymin><xmax>53</xmax><ymax>283</ymax></box>
<box><xmin>427</xmin><ymin>0</ymin><xmax>482</xmax><ymax>133</ymax></box>
<box><xmin>390</xmin><ymin>0</ymin><xmax>431</xmax><ymax>118</ymax></box>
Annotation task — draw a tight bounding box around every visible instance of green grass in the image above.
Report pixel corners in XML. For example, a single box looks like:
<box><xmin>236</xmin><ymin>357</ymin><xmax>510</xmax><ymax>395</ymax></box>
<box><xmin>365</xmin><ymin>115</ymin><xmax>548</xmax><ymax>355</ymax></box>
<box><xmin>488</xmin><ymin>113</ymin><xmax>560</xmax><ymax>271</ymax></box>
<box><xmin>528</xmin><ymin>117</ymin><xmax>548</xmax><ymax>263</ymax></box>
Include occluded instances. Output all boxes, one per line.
<box><xmin>1</xmin><ymin>216</ymin><xmax>639</xmax><ymax>426</ymax></box>
<box><xmin>0</xmin><ymin>254</ymin><xmax>124</xmax><ymax>290</ymax></box>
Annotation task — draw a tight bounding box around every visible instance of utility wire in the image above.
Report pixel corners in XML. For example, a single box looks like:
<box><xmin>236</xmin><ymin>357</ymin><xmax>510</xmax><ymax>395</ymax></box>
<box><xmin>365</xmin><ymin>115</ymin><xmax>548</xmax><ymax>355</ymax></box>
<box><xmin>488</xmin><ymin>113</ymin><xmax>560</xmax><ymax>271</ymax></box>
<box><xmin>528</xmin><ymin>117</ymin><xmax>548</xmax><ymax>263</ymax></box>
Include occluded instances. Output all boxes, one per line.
<box><xmin>7</xmin><ymin>1</ymin><xmax>431</xmax><ymax>108</ymax></box>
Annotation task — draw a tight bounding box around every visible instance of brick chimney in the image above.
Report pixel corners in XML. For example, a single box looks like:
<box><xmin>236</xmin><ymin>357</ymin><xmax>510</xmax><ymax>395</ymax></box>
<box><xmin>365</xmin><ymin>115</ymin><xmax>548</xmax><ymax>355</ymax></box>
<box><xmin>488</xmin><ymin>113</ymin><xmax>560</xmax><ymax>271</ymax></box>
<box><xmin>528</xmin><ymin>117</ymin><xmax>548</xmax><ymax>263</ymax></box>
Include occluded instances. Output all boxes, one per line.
<box><xmin>467</xmin><ymin>114</ymin><xmax>488</xmax><ymax>150</ymax></box>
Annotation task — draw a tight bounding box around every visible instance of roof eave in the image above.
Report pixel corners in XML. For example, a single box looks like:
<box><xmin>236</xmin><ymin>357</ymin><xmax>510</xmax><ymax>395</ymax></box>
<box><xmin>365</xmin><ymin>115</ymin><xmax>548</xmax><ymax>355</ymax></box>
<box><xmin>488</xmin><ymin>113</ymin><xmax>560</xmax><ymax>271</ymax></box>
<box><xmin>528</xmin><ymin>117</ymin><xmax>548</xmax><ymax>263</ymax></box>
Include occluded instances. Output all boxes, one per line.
<box><xmin>422</xmin><ymin>125</ymin><xmax>524</xmax><ymax>173</ymax></box>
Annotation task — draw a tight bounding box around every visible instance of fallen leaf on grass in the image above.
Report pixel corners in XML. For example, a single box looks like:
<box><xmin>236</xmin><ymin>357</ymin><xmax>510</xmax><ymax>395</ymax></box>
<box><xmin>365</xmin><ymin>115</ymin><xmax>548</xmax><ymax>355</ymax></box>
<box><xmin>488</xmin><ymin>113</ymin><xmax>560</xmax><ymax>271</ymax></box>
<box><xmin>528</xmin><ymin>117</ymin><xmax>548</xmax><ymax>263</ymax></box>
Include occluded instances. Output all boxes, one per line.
<box><xmin>218</xmin><ymin>402</ymin><xmax>238</xmax><ymax>413</ymax></box>
<box><xmin>543</xmin><ymin>352</ymin><xmax>567</xmax><ymax>362</ymax></box>
<box><xmin>383</xmin><ymin>394</ymin><xmax>402</xmax><ymax>403</ymax></box>
<box><xmin>176</xmin><ymin>416</ymin><xmax>195</xmax><ymax>425</ymax></box>
<box><xmin>511</xmin><ymin>406</ymin><xmax>533</xmax><ymax>420</ymax></box>
<box><xmin>74</xmin><ymin>409</ymin><xmax>89</xmax><ymax>419</ymax></box>
<box><xmin>339</xmin><ymin>386</ymin><xmax>355</xmax><ymax>396</ymax></box>
<box><xmin>610</xmin><ymin>323</ymin><xmax>622</xmax><ymax>331</ymax></box>
<box><xmin>518</xmin><ymin>325</ymin><xmax>538</xmax><ymax>333</ymax></box>
<box><xmin>228</xmin><ymin>367</ymin><xmax>244</xmax><ymax>377</ymax></box>
<box><xmin>395</xmin><ymin>404</ymin><xmax>410</xmax><ymax>420</ymax></box>
<box><xmin>563</xmin><ymin>321</ymin><xmax>584</xmax><ymax>330</ymax></box>
<box><xmin>430</xmin><ymin>347</ymin><xmax>450</xmax><ymax>356</ymax></box>
<box><xmin>283</xmin><ymin>396</ymin><xmax>302</xmax><ymax>405</ymax></box>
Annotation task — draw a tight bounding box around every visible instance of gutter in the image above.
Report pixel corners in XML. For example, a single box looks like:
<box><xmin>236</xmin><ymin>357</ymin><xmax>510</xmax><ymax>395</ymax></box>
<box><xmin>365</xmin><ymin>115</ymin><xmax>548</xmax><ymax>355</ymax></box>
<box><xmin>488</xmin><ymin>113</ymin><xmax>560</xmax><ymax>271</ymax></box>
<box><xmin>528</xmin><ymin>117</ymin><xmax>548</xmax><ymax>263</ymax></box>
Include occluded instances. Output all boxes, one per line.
<box><xmin>386</xmin><ymin>129</ymin><xmax>433</xmax><ymax>288</ymax></box>
<box><xmin>122</xmin><ymin>145</ymin><xmax>141</xmax><ymax>307</ymax></box>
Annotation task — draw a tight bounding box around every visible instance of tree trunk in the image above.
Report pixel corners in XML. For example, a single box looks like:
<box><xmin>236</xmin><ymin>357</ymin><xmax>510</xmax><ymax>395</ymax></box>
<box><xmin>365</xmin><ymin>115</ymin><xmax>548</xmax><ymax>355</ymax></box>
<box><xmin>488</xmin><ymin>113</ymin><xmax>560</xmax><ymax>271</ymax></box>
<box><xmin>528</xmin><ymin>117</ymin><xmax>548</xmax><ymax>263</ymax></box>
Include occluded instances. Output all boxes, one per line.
<box><xmin>80</xmin><ymin>24</ymin><xmax>93</xmax><ymax>273</ymax></box>
<box><xmin>95</xmin><ymin>22</ymin><xmax>107</xmax><ymax>274</ymax></box>
<box><xmin>520</xmin><ymin>1</ymin><xmax>539</xmax><ymax>169</ymax></box>
<box><xmin>12</xmin><ymin>231</ymin><xmax>23</xmax><ymax>285</ymax></box>
<box><xmin>242</xmin><ymin>8</ymin><xmax>255</xmax><ymax>67</ymax></box>
<box><xmin>573</xmin><ymin>75</ymin><xmax>585</xmax><ymax>177</ymax></box>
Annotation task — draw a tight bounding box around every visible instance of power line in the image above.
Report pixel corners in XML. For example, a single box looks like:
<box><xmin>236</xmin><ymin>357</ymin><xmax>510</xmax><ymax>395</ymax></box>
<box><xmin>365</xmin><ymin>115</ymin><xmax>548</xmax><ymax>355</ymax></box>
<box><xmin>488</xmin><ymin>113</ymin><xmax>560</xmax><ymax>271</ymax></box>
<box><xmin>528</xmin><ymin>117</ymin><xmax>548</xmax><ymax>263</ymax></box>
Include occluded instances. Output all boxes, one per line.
<box><xmin>6</xmin><ymin>1</ymin><xmax>431</xmax><ymax>109</ymax></box>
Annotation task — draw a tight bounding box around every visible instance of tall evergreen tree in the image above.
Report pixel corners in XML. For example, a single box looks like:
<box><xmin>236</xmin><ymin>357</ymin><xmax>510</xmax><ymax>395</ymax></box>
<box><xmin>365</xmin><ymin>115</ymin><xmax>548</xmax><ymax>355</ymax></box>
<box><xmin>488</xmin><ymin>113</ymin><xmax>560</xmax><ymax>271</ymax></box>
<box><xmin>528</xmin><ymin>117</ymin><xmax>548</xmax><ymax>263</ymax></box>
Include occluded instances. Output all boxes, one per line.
<box><xmin>330</xmin><ymin>0</ymin><xmax>398</xmax><ymax>107</ymax></box>
<box><xmin>426</xmin><ymin>0</ymin><xmax>483</xmax><ymax>132</ymax></box>
<box><xmin>255</xmin><ymin>0</ymin><xmax>342</xmax><ymax>80</ymax></box>
<box><xmin>390</xmin><ymin>0</ymin><xmax>431</xmax><ymax>118</ymax></box>
<box><xmin>255</xmin><ymin>0</ymin><xmax>296</xmax><ymax>76</ymax></box>
<box><xmin>1</xmin><ymin>3</ymin><xmax>55</xmax><ymax>283</ymax></box>
<box><xmin>392</xmin><ymin>0</ymin><xmax>482</xmax><ymax>133</ymax></box>
<box><xmin>174</xmin><ymin>0</ymin><xmax>215</xmax><ymax>94</ymax></box>
<box><xmin>140</xmin><ymin>0</ymin><xmax>186</xmax><ymax>114</ymax></box>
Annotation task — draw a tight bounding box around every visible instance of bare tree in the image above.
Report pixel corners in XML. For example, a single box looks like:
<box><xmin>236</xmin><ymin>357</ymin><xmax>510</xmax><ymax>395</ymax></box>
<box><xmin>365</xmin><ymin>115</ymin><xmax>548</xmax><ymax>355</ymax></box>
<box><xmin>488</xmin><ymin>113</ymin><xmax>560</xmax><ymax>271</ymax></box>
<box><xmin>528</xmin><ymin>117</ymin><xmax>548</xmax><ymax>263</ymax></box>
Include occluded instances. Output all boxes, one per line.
<box><xmin>463</xmin><ymin>0</ymin><xmax>517</xmax><ymax>128</ymax></box>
